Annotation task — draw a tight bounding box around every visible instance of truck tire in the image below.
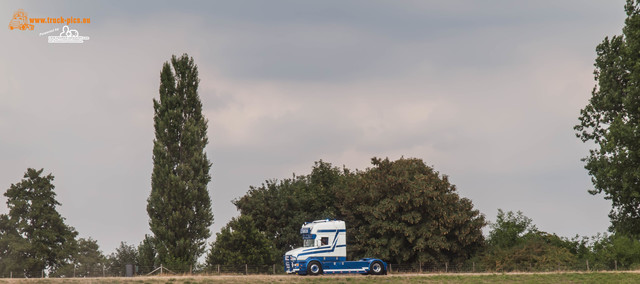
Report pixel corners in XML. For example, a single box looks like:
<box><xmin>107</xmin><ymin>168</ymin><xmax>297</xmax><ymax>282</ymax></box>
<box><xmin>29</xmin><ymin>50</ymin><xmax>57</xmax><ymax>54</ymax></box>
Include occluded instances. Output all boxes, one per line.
<box><xmin>308</xmin><ymin>261</ymin><xmax>323</xmax><ymax>276</ymax></box>
<box><xmin>370</xmin><ymin>260</ymin><xmax>385</xmax><ymax>275</ymax></box>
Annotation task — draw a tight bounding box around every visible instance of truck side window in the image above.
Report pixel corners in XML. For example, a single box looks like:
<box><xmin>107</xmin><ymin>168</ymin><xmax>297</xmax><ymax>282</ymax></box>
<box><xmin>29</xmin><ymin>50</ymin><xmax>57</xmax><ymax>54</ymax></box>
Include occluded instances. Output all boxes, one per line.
<box><xmin>321</xmin><ymin>237</ymin><xmax>329</xmax><ymax>246</ymax></box>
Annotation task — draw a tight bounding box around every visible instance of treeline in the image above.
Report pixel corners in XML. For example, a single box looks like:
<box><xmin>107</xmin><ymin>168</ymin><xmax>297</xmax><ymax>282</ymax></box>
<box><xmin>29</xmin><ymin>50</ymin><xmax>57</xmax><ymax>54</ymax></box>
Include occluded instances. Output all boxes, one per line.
<box><xmin>207</xmin><ymin>157</ymin><xmax>640</xmax><ymax>271</ymax></box>
<box><xmin>0</xmin><ymin>169</ymin><xmax>145</xmax><ymax>277</ymax></box>
<box><xmin>208</xmin><ymin>157</ymin><xmax>485</xmax><ymax>267</ymax></box>
<box><xmin>476</xmin><ymin>210</ymin><xmax>640</xmax><ymax>271</ymax></box>
<box><xmin>0</xmin><ymin>169</ymin><xmax>159</xmax><ymax>277</ymax></box>
<box><xmin>3</xmin><ymin>158</ymin><xmax>640</xmax><ymax>277</ymax></box>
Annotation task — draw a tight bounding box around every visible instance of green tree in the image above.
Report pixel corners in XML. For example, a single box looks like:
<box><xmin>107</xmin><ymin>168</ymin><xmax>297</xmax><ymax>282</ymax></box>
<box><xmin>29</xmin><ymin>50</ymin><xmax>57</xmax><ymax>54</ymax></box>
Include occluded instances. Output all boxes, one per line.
<box><xmin>0</xmin><ymin>214</ymin><xmax>26</xmax><ymax>277</ymax></box>
<box><xmin>336</xmin><ymin>157</ymin><xmax>486</xmax><ymax>265</ymax></box>
<box><xmin>575</xmin><ymin>0</ymin><xmax>640</xmax><ymax>235</ymax></box>
<box><xmin>137</xmin><ymin>235</ymin><xmax>157</xmax><ymax>274</ymax></box>
<box><xmin>54</xmin><ymin>238</ymin><xmax>106</xmax><ymax>277</ymax></box>
<box><xmin>205</xmin><ymin>215</ymin><xmax>277</xmax><ymax>267</ymax></box>
<box><xmin>108</xmin><ymin>242</ymin><xmax>138</xmax><ymax>276</ymax></box>
<box><xmin>488</xmin><ymin>209</ymin><xmax>537</xmax><ymax>249</ymax></box>
<box><xmin>147</xmin><ymin>53</ymin><xmax>214</xmax><ymax>270</ymax></box>
<box><xmin>0</xmin><ymin>168</ymin><xmax>78</xmax><ymax>277</ymax></box>
<box><xmin>482</xmin><ymin>210</ymin><xmax>578</xmax><ymax>272</ymax></box>
<box><xmin>73</xmin><ymin>238</ymin><xmax>106</xmax><ymax>277</ymax></box>
<box><xmin>233</xmin><ymin>160</ymin><xmax>341</xmax><ymax>256</ymax></box>
<box><xmin>584</xmin><ymin>233</ymin><xmax>640</xmax><ymax>270</ymax></box>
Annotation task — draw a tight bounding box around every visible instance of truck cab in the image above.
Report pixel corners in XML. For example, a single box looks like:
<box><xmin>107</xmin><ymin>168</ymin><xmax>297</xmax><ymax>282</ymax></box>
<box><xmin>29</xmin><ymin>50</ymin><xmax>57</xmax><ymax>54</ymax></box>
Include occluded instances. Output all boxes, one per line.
<box><xmin>283</xmin><ymin>219</ymin><xmax>387</xmax><ymax>275</ymax></box>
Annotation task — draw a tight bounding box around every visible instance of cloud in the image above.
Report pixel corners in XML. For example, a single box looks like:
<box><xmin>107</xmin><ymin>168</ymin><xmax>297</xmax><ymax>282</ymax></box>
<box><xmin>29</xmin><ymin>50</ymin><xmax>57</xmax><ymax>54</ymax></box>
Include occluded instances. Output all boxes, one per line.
<box><xmin>0</xmin><ymin>0</ymin><xmax>625</xmax><ymax>254</ymax></box>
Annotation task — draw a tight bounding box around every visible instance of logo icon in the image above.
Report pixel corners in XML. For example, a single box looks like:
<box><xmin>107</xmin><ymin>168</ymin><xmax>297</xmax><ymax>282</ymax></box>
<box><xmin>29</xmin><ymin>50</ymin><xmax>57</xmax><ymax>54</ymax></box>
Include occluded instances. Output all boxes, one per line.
<box><xmin>8</xmin><ymin>9</ymin><xmax>34</xmax><ymax>31</ymax></box>
<box><xmin>48</xmin><ymin>25</ymin><xmax>90</xmax><ymax>44</ymax></box>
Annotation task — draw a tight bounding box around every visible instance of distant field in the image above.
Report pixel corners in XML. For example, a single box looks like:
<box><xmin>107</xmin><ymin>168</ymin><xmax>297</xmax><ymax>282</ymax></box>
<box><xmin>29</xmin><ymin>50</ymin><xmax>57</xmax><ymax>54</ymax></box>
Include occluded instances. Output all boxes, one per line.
<box><xmin>1</xmin><ymin>272</ymin><xmax>640</xmax><ymax>283</ymax></box>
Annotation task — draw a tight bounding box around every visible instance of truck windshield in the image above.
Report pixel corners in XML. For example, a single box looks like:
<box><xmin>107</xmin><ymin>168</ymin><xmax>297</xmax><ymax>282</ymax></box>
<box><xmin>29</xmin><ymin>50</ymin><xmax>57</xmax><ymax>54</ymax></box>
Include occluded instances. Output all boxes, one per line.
<box><xmin>303</xmin><ymin>238</ymin><xmax>314</xmax><ymax>247</ymax></box>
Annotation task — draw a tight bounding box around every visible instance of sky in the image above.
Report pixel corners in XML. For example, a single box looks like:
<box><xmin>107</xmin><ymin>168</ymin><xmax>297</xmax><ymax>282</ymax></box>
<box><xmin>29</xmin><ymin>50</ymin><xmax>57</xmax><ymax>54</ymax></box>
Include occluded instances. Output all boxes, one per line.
<box><xmin>0</xmin><ymin>1</ymin><xmax>628</xmax><ymax>256</ymax></box>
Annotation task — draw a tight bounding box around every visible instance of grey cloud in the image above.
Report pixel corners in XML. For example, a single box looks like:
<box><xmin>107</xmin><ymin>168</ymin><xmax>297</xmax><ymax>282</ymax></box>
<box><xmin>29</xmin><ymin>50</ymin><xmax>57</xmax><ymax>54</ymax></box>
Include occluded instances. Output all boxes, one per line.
<box><xmin>0</xmin><ymin>0</ymin><xmax>624</xmax><ymax>254</ymax></box>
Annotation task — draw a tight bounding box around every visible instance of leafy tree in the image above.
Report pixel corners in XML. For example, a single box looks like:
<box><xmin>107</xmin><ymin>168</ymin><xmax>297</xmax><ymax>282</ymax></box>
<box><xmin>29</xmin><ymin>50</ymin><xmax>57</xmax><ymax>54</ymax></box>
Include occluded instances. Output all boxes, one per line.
<box><xmin>233</xmin><ymin>160</ymin><xmax>341</xmax><ymax>256</ymax></box>
<box><xmin>488</xmin><ymin>209</ymin><xmax>537</xmax><ymax>249</ymax></box>
<box><xmin>137</xmin><ymin>235</ymin><xmax>157</xmax><ymax>274</ymax></box>
<box><xmin>484</xmin><ymin>234</ymin><xmax>577</xmax><ymax>272</ymax></box>
<box><xmin>54</xmin><ymin>238</ymin><xmax>106</xmax><ymax>277</ymax></box>
<box><xmin>584</xmin><ymin>233</ymin><xmax>640</xmax><ymax>270</ymax></box>
<box><xmin>606</xmin><ymin>234</ymin><xmax>640</xmax><ymax>269</ymax></box>
<box><xmin>336</xmin><ymin>157</ymin><xmax>486</xmax><ymax>265</ymax></box>
<box><xmin>108</xmin><ymin>242</ymin><xmax>138</xmax><ymax>276</ymax></box>
<box><xmin>482</xmin><ymin>210</ymin><xmax>578</xmax><ymax>272</ymax></box>
<box><xmin>575</xmin><ymin>0</ymin><xmax>640</xmax><ymax>235</ymax></box>
<box><xmin>205</xmin><ymin>215</ymin><xmax>277</xmax><ymax>267</ymax></box>
<box><xmin>73</xmin><ymin>238</ymin><xmax>106</xmax><ymax>277</ymax></box>
<box><xmin>0</xmin><ymin>214</ymin><xmax>26</xmax><ymax>277</ymax></box>
<box><xmin>147</xmin><ymin>53</ymin><xmax>214</xmax><ymax>270</ymax></box>
<box><xmin>0</xmin><ymin>168</ymin><xmax>78</xmax><ymax>277</ymax></box>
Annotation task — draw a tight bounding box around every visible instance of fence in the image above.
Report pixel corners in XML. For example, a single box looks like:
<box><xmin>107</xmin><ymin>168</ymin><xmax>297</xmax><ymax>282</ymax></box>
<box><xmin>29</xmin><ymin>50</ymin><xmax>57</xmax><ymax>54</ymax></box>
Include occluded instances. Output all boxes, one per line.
<box><xmin>387</xmin><ymin>260</ymin><xmax>628</xmax><ymax>274</ymax></box>
<box><xmin>0</xmin><ymin>264</ymin><xmax>286</xmax><ymax>278</ymax></box>
<box><xmin>0</xmin><ymin>260</ymin><xmax>630</xmax><ymax>278</ymax></box>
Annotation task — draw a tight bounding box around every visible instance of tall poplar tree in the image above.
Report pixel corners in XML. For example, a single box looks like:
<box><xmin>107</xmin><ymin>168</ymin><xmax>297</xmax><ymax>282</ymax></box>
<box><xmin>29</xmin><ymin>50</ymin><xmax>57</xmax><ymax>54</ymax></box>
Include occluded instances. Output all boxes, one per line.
<box><xmin>147</xmin><ymin>54</ymin><xmax>213</xmax><ymax>270</ymax></box>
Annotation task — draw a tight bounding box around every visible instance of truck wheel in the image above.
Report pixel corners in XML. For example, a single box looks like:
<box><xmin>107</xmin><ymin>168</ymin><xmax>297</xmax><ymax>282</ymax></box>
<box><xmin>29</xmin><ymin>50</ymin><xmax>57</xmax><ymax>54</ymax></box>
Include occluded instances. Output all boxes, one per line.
<box><xmin>370</xmin><ymin>260</ymin><xmax>385</xmax><ymax>275</ymax></box>
<box><xmin>308</xmin><ymin>261</ymin><xmax>323</xmax><ymax>276</ymax></box>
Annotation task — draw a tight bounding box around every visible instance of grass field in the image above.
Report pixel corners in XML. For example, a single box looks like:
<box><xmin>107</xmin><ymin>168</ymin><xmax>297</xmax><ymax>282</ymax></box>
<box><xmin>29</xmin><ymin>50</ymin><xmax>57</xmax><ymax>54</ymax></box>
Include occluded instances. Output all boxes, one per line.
<box><xmin>1</xmin><ymin>272</ymin><xmax>640</xmax><ymax>284</ymax></box>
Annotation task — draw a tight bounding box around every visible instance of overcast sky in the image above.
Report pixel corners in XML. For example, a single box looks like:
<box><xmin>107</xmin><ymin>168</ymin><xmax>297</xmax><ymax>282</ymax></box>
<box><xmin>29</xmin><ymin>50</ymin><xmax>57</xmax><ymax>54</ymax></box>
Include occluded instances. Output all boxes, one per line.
<box><xmin>0</xmin><ymin>1</ymin><xmax>627</xmax><ymax>256</ymax></box>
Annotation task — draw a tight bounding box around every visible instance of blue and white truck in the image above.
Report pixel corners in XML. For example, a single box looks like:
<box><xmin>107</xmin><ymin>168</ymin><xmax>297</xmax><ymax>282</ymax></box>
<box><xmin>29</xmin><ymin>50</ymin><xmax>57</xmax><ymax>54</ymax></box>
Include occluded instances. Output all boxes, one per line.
<box><xmin>283</xmin><ymin>219</ymin><xmax>387</xmax><ymax>275</ymax></box>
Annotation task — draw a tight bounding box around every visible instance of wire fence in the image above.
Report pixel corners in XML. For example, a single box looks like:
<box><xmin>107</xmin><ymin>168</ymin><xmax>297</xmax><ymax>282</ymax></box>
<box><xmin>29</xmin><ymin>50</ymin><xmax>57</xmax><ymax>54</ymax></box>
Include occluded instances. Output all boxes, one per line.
<box><xmin>388</xmin><ymin>259</ymin><xmax>628</xmax><ymax>273</ymax></box>
<box><xmin>0</xmin><ymin>260</ymin><xmax>631</xmax><ymax>278</ymax></box>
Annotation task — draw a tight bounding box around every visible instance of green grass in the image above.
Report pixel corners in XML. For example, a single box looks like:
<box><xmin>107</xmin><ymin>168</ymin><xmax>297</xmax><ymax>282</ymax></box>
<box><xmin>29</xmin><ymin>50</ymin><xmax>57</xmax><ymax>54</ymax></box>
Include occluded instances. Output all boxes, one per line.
<box><xmin>1</xmin><ymin>272</ymin><xmax>640</xmax><ymax>283</ymax></box>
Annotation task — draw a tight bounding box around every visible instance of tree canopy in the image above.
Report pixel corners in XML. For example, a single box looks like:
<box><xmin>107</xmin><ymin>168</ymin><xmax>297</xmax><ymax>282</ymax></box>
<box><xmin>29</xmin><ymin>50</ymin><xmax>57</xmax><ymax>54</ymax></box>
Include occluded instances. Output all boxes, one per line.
<box><xmin>0</xmin><ymin>168</ymin><xmax>78</xmax><ymax>277</ymax></box>
<box><xmin>575</xmin><ymin>0</ymin><xmax>640</xmax><ymax>236</ymax></box>
<box><xmin>205</xmin><ymin>215</ymin><xmax>276</xmax><ymax>267</ymax></box>
<box><xmin>147</xmin><ymin>53</ymin><xmax>213</xmax><ymax>270</ymax></box>
<box><xmin>482</xmin><ymin>210</ymin><xmax>576</xmax><ymax>271</ymax></box>
<box><xmin>107</xmin><ymin>242</ymin><xmax>138</xmax><ymax>276</ymax></box>
<box><xmin>234</xmin><ymin>157</ymin><xmax>485</xmax><ymax>265</ymax></box>
<box><xmin>336</xmin><ymin>157</ymin><xmax>486</xmax><ymax>265</ymax></box>
<box><xmin>233</xmin><ymin>160</ymin><xmax>341</xmax><ymax>256</ymax></box>
<box><xmin>53</xmin><ymin>238</ymin><xmax>106</xmax><ymax>278</ymax></box>
<box><xmin>488</xmin><ymin>209</ymin><xmax>537</xmax><ymax>249</ymax></box>
<box><xmin>137</xmin><ymin>235</ymin><xmax>157</xmax><ymax>274</ymax></box>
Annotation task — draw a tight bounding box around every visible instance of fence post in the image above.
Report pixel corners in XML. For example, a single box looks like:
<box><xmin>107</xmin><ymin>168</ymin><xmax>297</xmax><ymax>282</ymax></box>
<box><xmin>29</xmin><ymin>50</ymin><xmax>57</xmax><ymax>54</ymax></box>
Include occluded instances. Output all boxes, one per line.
<box><xmin>217</xmin><ymin>264</ymin><xmax>220</xmax><ymax>274</ymax></box>
<box><xmin>10</xmin><ymin>271</ymin><xmax>12</xmax><ymax>278</ymax></box>
<box><xmin>273</xmin><ymin>264</ymin><xmax>275</xmax><ymax>274</ymax></box>
<box><xmin>615</xmin><ymin>260</ymin><xmax>618</xmax><ymax>271</ymax></box>
<box><xmin>472</xmin><ymin>262</ymin><xmax>475</xmax><ymax>273</ymax></box>
<box><xmin>586</xmin><ymin>259</ymin><xmax>589</xmax><ymax>271</ymax></box>
<box><xmin>160</xmin><ymin>264</ymin><xmax>163</xmax><ymax>275</ymax></box>
<box><xmin>388</xmin><ymin>264</ymin><xmax>392</xmax><ymax>274</ymax></box>
<box><xmin>419</xmin><ymin>261</ymin><xmax>422</xmax><ymax>273</ymax></box>
<box><xmin>245</xmin><ymin>264</ymin><xmax>248</xmax><ymax>275</ymax></box>
<box><xmin>445</xmin><ymin>262</ymin><xmax>448</xmax><ymax>273</ymax></box>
